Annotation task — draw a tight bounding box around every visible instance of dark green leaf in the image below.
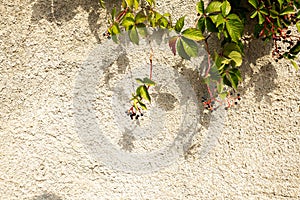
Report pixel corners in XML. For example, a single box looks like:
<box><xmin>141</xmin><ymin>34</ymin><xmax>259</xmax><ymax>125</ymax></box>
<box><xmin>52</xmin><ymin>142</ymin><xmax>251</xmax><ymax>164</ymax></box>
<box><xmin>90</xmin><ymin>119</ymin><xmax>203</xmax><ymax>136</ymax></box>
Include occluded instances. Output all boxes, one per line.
<box><xmin>280</xmin><ymin>6</ymin><xmax>295</xmax><ymax>15</ymax></box>
<box><xmin>269</xmin><ymin>9</ymin><xmax>279</xmax><ymax>18</ymax></box>
<box><xmin>260</xmin><ymin>8</ymin><xmax>269</xmax><ymax>15</ymax></box>
<box><xmin>277</xmin><ymin>0</ymin><xmax>283</xmax><ymax>9</ymax></box>
<box><xmin>175</xmin><ymin>16</ymin><xmax>185</xmax><ymax>32</ymax></box>
<box><xmin>111</xmin><ymin>7</ymin><xmax>116</xmax><ymax>20</ymax></box>
<box><xmin>138</xmin><ymin>100</ymin><xmax>147</xmax><ymax>110</ymax></box>
<box><xmin>181</xmin><ymin>28</ymin><xmax>204</xmax><ymax>41</ymax></box>
<box><xmin>197</xmin><ymin>17</ymin><xmax>205</xmax><ymax>32</ymax></box>
<box><xmin>289</xmin><ymin>41</ymin><xmax>300</xmax><ymax>55</ymax></box>
<box><xmin>206</xmin><ymin>17</ymin><xmax>218</xmax><ymax>32</ymax></box>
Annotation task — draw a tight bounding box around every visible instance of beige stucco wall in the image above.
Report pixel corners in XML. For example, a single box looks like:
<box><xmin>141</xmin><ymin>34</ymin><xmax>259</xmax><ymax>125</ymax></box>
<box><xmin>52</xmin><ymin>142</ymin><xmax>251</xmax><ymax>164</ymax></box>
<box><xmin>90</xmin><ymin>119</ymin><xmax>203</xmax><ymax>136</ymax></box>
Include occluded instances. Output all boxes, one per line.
<box><xmin>1</xmin><ymin>0</ymin><xmax>299</xmax><ymax>199</ymax></box>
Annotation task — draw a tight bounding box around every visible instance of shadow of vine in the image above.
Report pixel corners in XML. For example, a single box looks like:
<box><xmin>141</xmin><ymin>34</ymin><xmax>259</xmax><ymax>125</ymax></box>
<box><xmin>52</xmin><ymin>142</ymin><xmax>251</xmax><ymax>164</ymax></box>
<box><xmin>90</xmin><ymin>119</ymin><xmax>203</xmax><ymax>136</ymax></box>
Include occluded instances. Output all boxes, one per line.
<box><xmin>31</xmin><ymin>0</ymin><xmax>121</xmax><ymax>43</ymax></box>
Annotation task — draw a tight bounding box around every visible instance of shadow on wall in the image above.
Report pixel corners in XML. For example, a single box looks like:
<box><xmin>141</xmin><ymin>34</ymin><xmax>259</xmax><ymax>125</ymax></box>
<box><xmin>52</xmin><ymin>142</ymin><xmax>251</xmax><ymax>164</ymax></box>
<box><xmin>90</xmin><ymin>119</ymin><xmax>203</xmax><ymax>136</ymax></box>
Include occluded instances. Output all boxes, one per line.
<box><xmin>31</xmin><ymin>0</ymin><xmax>121</xmax><ymax>43</ymax></box>
<box><xmin>33</xmin><ymin>192</ymin><xmax>62</xmax><ymax>200</ymax></box>
<box><xmin>240</xmin><ymin>37</ymin><xmax>278</xmax><ymax>103</ymax></box>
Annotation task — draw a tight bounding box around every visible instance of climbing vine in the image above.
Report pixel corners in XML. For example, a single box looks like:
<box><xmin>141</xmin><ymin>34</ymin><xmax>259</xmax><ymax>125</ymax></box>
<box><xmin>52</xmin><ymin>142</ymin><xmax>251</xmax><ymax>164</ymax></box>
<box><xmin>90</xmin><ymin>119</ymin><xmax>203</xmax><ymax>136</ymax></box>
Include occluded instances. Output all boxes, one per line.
<box><xmin>101</xmin><ymin>0</ymin><xmax>300</xmax><ymax>118</ymax></box>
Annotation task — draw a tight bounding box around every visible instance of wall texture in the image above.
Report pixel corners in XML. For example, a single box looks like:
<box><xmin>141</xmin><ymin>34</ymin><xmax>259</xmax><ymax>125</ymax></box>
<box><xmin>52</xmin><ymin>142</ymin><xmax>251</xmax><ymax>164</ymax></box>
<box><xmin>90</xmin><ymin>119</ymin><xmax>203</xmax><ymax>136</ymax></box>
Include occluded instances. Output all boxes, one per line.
<box><xmin>0</xmin><ymin>0</ymin><xmax>300</xmax><ymax>199</ymax></box>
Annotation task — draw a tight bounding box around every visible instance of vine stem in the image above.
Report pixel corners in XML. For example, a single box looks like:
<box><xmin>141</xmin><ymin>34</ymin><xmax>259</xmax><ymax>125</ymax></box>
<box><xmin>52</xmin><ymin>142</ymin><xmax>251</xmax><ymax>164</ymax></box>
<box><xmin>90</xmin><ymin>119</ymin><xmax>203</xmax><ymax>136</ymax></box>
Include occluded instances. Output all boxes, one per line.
<box><xmin>204</xmin><ymin>34</ymin><xmax>214</xmax><ymax>98</ymax></box>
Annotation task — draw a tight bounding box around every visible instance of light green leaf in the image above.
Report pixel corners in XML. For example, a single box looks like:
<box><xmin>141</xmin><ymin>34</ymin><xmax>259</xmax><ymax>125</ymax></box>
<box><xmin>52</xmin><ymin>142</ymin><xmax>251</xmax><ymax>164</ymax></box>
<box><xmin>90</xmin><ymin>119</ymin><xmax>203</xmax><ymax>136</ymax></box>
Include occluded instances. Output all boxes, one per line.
<box><xmin>121</xmin><ymin>17</ymin><xmax>135</xmax><ymax>29</ymax></box>
<box><xmin>226</xmin><ymin>14</ymin><xmax>243</xmax><ymax>43</ymax></box>
<box><xmin>216</xmin><ymin>14</ymin><xmax>226</xmax><ymax>27</ymax></box>
<box><xmin>99</xmin><ymin>0</ymin><xmax>105</xmax><ymax>8</ymax></box>
<box><xmin>277</xmin><ymin>0</ymin><xmax>283</xmax><ymax>9</ymax></box>
<box><xmin>227</xmin><ymin>51</ymin><xmax>243</xmax><ymax>66</ymax></box>
<box><xmin>258</xmin><ymin>12</ymin><xmax>265</xmax><ymax>24</ymax></box>
<box><xmin>181</xmin><ymin>28</ymin><xmax>204</xmax><ymax>41</ymax></box>
<box><xmin>206</xmin><ymin>1</ymin><xmax>222</xmax><ymax>13</ymax></box>
<box><xmin>133</xmin><ymin>0</ymin><xmax>139</xmax><ymax>10</ymax></box>
<box><xmin>219</xmin><ymin>92</ymin><xmax>228</xmax><ymax>100</ymax></box>
<box><xmin>111</xmin><ymin>23</ymin><xmax>121</xmax><ymax>35</ymax></box>
<box><xmin>196</xmin><ymin>1</ymin><xmax>205</xmax><ymax>15</ymax></box>
<box><xmin>250</xmin><ymin>11</ymin><xmax>258</xmax><ymax>18</ymax></box>
<box><xmin>129</xmin><ymin>26</ymin><xmax>139</xmax><ymax>45</ymax></box>
<box><xmin>175</xmin><ymin>16</ymin><xmax>185</xmax><ymax>32</ymax></box>
<box><xmin>136</xmin><ymin>78</ymin><xmax>144</xmax><ymax>84</ymax></box>
<box><xmin>280</xmin><ymin>6</ymin><xmax>295</xmax><ymax>15</ymax></box>
<box><xmin>248</xmin><ymin>0</ymin><xmax>258</xmax><ymax>9</ymax></box>
<box><xmin>290</xmin><ymin>60</ymin><xmax>299</xmax><ymax>71</ymax></box>
<box><xmin>140</xmin><ymin>85</ymin><xmax>151</xmax><ymax>102</ymax></box>
<box><xmin>296</xmin><ymin>21</ymin><xmax>300</xmax><ymax>32</ymax></box>
<box><xmin>180</xmin><ymin>37</ymin><xmax>199</xmax><ymax>59</ymax></box>
<box><xmin>221</xmin><ymin>0</ymin><xmax>231</xmax><ymax>16</ymax></box>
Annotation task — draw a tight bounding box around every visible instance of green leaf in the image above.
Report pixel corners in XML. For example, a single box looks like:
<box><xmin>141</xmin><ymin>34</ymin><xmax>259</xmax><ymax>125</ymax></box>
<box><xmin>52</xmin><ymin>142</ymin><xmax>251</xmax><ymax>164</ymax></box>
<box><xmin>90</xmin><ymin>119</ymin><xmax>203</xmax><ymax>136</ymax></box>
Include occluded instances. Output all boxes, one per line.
<box><xmin>223</xmin><ymin>42</ymin><xmax>243</xmax><ymax>54</ymax></box>
<box><xmin>248</xmin><ymin>0</ymin><xmax>258</xmax><ymax>9</ymax></box>
<box><xmin>219</xmin><ymin>92</ymin><xmax>228</xmax><ymax>100</ymax></box>
<box><xmin>206</xmin><ymin>17</ymin><xmax>218</xmax><ymax>32</ymax></box>
<box><xmin>143</xmin><ymin>78</ymin><xmax>156</xmax><ymax>86</ymax></box>
<box><xmin>226</xmin><ymin>14</ymin><xmax>243</xmax><ymax>43</ymax></box>
<box><xmin>133</xmin><ymin>0</ymin><xmax>139</xmax><ymax>10</ymax></box>
<box><xmin>177</xmin><ymin>37</ymin><xmax>198</xmax><ymax>60</ymax></box>
<box><xmin>196</xmin><ymin>1</ymin><xmax>205</xmax><ymax>15</ymax></box>
<box><xmin>221</xmin><ymin>0</ymin><xmax>231</xmax><ymax>16</ymax></box>
<box><xmin>260</xmin><ymin>8</ymin><xmax>269</xmax><ymax>15</ymax></box>
<box><xmin>280</xmin><ymin>6</ymin><xmax>295</xmax><ymax>15</ymax></box>
<box><xmin>136</xmin><ymin>78</ymin><xmax>144</xmax><ymax>84</ymax></box>
<box><xmin>296</xmin><ymin>21</ymin><xmax>300</xmax><ymax>32</ymax></box>
<box><xmin>122</xmin><ymin>17</ymin><xmax>135</xmax><ymax>29</ymax></box>
<box><xmin>136</xmin><ymin>23</ymin><xmax>147</xmax><ymax>37</ymax></box>
<box><xmin>175</xmin><ymin>16</ymin><xmax>185</xmax><ymax>32</ymax></box>
<box><xmin>269</xmin><ymin>9</ymin><xmax>279</xmax><ymax>18</ymax></box>
<box><xmin>277</xmin><ymin>0</ymin><xmax>283</xmax><ymax>9</ymax></box>
<box><xmin>250</xmin><ymin>11</ymin><xmax>258</xmax><ymax>18</ymax></box>
<box><xmin>227</xmin><ymin>51</ymin><xmax>243</xmax><ymax>66</ymax></box>
<box><xmin>158</xmin><ymin>16</ymin><xmax>169</xmax><ymax>28</ymax></box>
<box><xmin>216</xmin><ymin>14</ymin><xmax>226</xmax><ymax>27</ymax></box>
<box><xmin>129</xmin><ymin>26</ymin><xmax>139</xmax><ymax>45</ymax></box>
<box><xmin>169</xmin><ymin>36</ymin><xmax>178</xmax><ymax>55</ymax></box>
<box><xmin>290</xmin><ymin>60</ymin><xmax>299</xmax><ymax>71</ymax></box>
<box><xmin>135</xmin><ymin>11</ymin><xmax>147</xmax><ymax>24</ymax></box>
<box><xmin>111</xmin><ymin>23</ymin><xmax>121</xmax><ymax>35</ymax></box>
<box><xmin>99</xmin><ymin>0</ymin><xmax>105</xmax><ymax>8</ymax></box>
<box><xmin>138</xmin><ymin>100</ymin><xmax>147</xmax><ymax>110</ymax></box>
<box><xmin>206</xmin><ymin>1</ymin><xmax>222</xmax><ymax>13</ymax></box>
<box><xmin>111</xmin><ymin>7</ymin><xmax>116</xmax><ymax>20</ymax></box>
<box><xmin>181</xmin><ymin>28</ymin><xmax>204</xmax><ymax>41</ymax></box>
<box><xmin>289</xmin><ymin>41</ymin><xmax>300</xmax><ymax>55</ymax></box>
<box><xmin>176</xmin><ymin>38</ymin><xmax>191</xmax><ymax>60</ymax></box>
<box><xmin>140</xmin><ymin>85</ymin><xmax>151</xmax><ymax>102</ymax></box>
<box><xmin>258</xmin><ymin>12</ymin><xmax>265</xmax><ymax>24</ymax></box>
<box><xmin>197</xmin><ymin>17</ymin><xmax>205</xmax><ymax>32</ymax></box>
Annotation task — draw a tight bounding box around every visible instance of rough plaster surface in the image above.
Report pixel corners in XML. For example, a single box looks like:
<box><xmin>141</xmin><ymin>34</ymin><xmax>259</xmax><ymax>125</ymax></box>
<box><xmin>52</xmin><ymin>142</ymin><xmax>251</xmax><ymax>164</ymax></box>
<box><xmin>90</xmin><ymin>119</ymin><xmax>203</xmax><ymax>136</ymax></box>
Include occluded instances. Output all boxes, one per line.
<box><xmin>1</xmin><ymin>0</ymin><xmax>300</xmax><ymax>199</ymax></box>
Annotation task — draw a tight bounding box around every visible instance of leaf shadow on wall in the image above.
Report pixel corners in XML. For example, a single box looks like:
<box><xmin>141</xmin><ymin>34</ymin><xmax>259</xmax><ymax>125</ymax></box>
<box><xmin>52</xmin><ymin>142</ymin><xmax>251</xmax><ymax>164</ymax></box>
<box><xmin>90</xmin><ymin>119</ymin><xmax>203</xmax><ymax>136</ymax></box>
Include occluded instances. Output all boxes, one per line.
<box><xmin>240</xmin><ymin>38</ymin><xmax>278</xmax><ymax>103</ymax></box>
<box><xmin>30</xmin><ymin>0</ymin><xmax>122</xmax><ymax>43</ymax></box>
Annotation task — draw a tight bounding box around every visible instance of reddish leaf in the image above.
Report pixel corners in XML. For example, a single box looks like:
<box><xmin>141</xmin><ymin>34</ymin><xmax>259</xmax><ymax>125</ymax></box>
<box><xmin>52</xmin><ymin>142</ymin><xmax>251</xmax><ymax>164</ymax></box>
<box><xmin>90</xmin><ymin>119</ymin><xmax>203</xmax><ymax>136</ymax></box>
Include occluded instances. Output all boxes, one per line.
<box><xmin>169</xmin><ymin>36</ymin><xmax>178</xmax><ymax>55</ymax></box>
